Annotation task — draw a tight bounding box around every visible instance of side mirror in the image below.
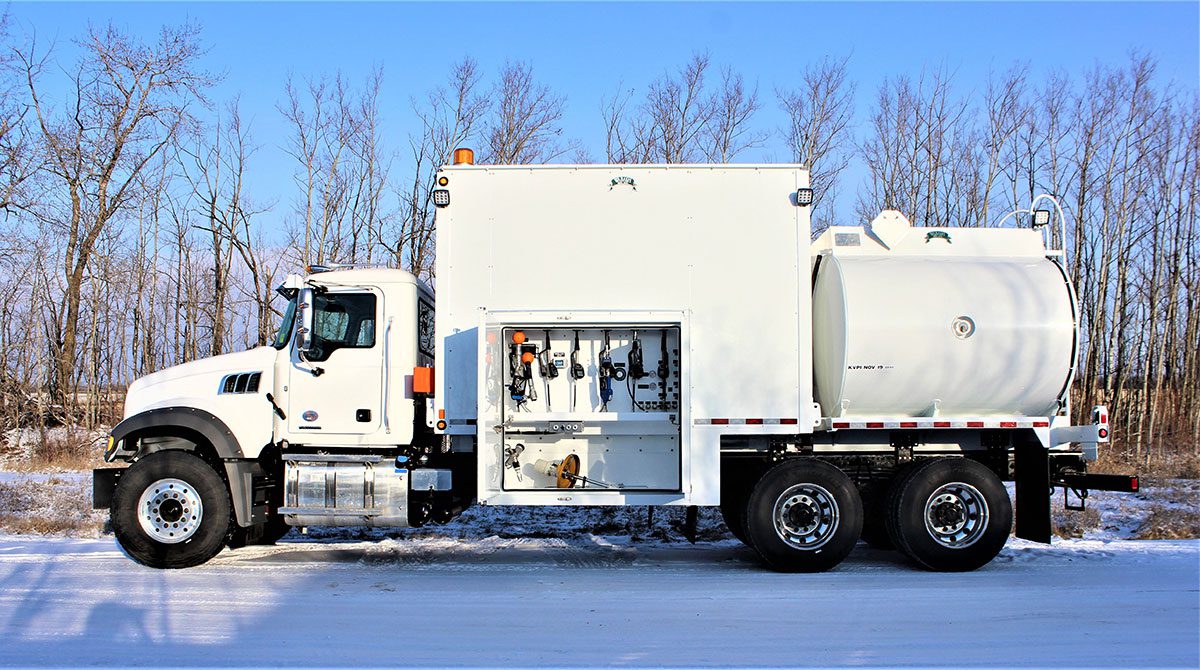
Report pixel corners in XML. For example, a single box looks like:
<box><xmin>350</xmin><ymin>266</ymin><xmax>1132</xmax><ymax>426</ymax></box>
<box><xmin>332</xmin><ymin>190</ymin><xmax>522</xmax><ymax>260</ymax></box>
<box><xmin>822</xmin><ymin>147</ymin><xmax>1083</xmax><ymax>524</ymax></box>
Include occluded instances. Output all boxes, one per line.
<box><xmin>295</xmin><ymin>287</ymin><xmax>315</xmax><ymax>353</ymax></box>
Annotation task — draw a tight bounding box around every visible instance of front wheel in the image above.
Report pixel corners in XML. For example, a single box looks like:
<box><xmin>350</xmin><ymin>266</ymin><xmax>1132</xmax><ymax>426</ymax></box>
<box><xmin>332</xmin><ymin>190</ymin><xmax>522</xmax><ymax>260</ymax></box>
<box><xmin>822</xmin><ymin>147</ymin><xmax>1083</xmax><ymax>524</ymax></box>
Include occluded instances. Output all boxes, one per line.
<box><xmin>743</xmin><ymin>459</ymin><xmax>863</xmax><ymax>572</ymax></box>
<box><xmin>111</xmin><ymin>450</ymin><xmax>232</xmax><ymax>569</ymax></box>
<box><xmin>885</xmin><ymin>457</ymin><xmax>1012</xmax><ymax>572</ymax></box>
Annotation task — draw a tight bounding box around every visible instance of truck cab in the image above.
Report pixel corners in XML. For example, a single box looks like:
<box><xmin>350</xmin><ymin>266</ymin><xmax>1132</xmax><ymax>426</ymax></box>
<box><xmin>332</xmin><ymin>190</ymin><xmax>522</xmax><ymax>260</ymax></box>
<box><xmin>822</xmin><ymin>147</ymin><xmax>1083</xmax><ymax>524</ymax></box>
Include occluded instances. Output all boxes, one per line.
<box><xmin>96</xmin><ymin>266</ymin><xmax>465</xmax><ymax>567</ymax></box>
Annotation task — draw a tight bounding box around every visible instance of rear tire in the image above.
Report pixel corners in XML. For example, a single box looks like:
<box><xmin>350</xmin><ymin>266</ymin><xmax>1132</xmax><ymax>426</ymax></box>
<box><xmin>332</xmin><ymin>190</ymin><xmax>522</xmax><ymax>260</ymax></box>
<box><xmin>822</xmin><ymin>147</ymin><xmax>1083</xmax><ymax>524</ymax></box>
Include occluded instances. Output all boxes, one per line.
<box><xmin>744</xmin><ymin>459</ymin><xmax>862</xmax><ymax>572</ymax></box>
<box><xmin>111</xmin><ymin>450</ymin><xmax>232</xmax><ymax>569</ymax></box>
<box><xmin>885</xmin><ymin>457</ymin><xmax>1012</xmax><ymax>572</ymax></box>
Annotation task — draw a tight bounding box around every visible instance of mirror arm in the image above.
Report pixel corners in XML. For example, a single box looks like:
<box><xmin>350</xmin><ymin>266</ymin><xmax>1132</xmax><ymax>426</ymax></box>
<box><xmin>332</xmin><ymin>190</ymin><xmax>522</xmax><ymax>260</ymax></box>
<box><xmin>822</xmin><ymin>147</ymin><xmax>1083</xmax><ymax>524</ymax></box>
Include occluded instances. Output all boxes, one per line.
<box><xmin>296</xmin><ymin>349</ymin><xmax>325</xmax><ymax>377</ymax></box>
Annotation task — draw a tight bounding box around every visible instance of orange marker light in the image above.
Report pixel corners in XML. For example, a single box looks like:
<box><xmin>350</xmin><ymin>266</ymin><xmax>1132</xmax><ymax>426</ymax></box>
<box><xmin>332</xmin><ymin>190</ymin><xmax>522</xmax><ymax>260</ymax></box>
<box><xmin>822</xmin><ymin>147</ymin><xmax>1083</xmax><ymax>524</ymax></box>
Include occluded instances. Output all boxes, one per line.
<box><xmin>521</xmin><ymin>352</ymin><xmax>535</xmax><ymax>364</ymax></box>
<box><xmin>512</xmin><ymin>331</ymin><xmax>526</xmax><ymax>344</ymax></box>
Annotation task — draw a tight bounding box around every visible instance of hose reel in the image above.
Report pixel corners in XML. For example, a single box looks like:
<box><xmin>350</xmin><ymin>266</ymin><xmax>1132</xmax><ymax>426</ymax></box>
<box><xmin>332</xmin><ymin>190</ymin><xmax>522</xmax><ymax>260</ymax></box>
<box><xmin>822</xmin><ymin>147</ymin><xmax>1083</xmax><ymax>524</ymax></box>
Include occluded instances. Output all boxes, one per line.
<box><xmin>533</xmin><ymin>453</ymin><xmax>614</xmax><ymax>489</ymax></box>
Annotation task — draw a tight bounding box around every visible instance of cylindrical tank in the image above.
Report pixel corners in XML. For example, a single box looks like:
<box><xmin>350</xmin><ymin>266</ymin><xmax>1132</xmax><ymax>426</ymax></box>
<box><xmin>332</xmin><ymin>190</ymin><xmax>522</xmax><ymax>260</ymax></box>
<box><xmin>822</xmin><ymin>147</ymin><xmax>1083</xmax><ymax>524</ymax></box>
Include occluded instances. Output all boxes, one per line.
<box><xmin>812</xmin><ymin>254</ymin><xmax>1075</xmax><ymax>418</ymax></box>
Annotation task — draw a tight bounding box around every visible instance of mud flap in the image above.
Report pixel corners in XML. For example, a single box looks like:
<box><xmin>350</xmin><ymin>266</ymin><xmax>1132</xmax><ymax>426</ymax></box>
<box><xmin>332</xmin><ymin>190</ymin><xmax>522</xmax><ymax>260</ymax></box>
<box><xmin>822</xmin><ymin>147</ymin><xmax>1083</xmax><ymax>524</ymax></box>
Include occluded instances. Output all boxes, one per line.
<box><xmin>1014</xmin><ymin>440</ymin><xmax>1052</xmax><ymax>543</ymax></box>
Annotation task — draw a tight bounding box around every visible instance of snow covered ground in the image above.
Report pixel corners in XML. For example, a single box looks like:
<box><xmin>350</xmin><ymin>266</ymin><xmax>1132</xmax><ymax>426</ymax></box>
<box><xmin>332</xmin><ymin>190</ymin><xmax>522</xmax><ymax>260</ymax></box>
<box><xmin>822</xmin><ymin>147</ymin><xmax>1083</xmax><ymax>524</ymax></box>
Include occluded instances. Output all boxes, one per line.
<box><xmin>0</xmin><ymin>533</ymin><xmax>1195</xmax><ymax>667</ymax></box>
<box><xmin>0</xmin><ymin>468</ymin><xmax>1197</xmax><ymax>667</ymax></box>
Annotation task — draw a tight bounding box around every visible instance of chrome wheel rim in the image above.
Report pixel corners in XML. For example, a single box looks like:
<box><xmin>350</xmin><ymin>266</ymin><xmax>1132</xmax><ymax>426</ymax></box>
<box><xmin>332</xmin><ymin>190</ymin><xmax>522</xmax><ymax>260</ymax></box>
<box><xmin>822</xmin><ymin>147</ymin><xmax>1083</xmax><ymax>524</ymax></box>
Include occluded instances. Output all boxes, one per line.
<box><xmin>772</xmin><ymin>483</ymin><xmax>840</xmax><ymax>550</ymax></box>
<box><xmin>137</xmin><ymin>478</ymin><xmax>203</xmax><ymax>544</ymax></box>
<box><xmin>923</xmin><ymin>482</ymin><xmax>988</xmax><ymax>548</ymax></box>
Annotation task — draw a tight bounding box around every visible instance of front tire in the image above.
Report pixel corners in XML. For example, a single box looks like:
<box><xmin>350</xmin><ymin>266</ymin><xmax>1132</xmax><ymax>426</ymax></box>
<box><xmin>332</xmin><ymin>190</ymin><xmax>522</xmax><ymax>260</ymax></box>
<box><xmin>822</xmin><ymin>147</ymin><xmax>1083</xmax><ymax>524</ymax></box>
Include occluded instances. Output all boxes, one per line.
<box><xmin>111</xmin><ymin>450</ymin><xmax>232</xmax><ymax>569</ymax></box>
<box><xmin>885</xmin><ymin>457</ymin><xmax>1012</xmax><ymax>572</ymax></box>
<box><xmin>744</xmin><ymin>459</ymin><xmax>863</xmax><ymax>572</ymax></box>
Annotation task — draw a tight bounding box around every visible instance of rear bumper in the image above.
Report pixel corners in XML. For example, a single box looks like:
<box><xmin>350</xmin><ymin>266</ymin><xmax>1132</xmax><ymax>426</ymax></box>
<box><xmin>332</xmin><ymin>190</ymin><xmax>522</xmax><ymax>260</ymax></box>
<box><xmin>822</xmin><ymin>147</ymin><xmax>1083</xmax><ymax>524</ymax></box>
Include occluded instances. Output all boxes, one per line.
<box><xmin>1054</xmin><ymin>471</ymin><xmax>1139</xmax><ymax>494</ymax></box>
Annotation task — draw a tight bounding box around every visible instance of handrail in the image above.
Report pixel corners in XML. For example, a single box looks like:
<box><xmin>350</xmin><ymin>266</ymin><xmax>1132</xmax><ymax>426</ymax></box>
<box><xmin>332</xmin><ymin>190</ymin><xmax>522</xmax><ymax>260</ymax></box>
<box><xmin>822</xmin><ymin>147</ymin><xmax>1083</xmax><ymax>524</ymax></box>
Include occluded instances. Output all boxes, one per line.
<box><xmin>997</xmin><ymin>193</ymin><xmax>1069</xmax><ymax>257</ymax></box>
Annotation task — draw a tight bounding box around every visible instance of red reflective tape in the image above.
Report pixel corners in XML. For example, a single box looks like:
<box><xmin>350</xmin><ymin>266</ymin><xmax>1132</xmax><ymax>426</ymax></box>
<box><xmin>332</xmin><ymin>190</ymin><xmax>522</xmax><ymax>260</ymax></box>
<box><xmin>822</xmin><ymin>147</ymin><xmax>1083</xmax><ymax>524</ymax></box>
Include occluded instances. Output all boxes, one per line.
<box><xmin>745</xmin><ymin>418</ymin><xmax>764</xmax><ymax>425</ymax></box>
<box><xmin>1033</xmin><ymin>421</ymin><xmax>1049</xmax><ymax>427</ymax></box>
<box><xmin>933</xmin><ymin>421</ymin><xmax>951</xmax><ymax>428</ymax></box>
<box><xmin>710</xmin><ymin>418</ymin><xmax>730</xmax><ymax>425</ymax></box>
<box><xmin>1131</xmin><ymin>477</ymin><xmax>1139</xmax><ymax>491</ymax></box>
<box><xmin>900</xmin><ymin>421</ymin><xmax>918</xmax><ymax>428</ymax></box>
<box><xmin>832</xmin><ymin>422</ymin><xmax>849</xmax><ymax>429</ymax></box>
<box><xmin>780</xmin><ymin>418</ymin><xmax>799</xmax><ymax>425</ymax></box>
<box><xmin>967</xmin><ymin>421</ymin><xmax>985</xmax><ymax>428</ymax></box>
<box><xmin>1000</xmin><ymin>421</ymin><xmax>1017</xmax><ymax>428</ymax></box>
<box><xmin>865</xmin><ymin>422</ymin><xmax>885</xmax><ymax>429</ymax></box>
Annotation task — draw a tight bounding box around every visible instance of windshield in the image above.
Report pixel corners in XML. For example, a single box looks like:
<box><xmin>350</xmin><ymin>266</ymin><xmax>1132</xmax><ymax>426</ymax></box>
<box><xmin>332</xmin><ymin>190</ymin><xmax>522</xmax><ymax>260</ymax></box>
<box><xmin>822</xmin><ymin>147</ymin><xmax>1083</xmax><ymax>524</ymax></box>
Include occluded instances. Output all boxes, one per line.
<box><xmin>272</xmin><ymin>297</ymin><xmax>298</xmax><ymax>349</ymax></box>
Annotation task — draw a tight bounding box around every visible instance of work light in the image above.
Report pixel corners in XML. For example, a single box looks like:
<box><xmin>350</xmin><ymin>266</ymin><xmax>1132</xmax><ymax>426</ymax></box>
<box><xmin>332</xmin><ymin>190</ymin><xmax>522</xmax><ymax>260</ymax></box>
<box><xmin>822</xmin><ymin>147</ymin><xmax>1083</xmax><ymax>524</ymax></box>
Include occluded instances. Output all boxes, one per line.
<box><xmin>1032</xmin><ymin>209</ymin><xmax>1051</xmax><ymax>227</ymax></box>
<box><xmin>796</xmin><ymin>188</ymin><xmax>814</xmax><ymax>206</ymax></box>
<box><xmin>433</xmin><ymin>189</ymin><xmax>450</xmax><ymax>207</ymax></box>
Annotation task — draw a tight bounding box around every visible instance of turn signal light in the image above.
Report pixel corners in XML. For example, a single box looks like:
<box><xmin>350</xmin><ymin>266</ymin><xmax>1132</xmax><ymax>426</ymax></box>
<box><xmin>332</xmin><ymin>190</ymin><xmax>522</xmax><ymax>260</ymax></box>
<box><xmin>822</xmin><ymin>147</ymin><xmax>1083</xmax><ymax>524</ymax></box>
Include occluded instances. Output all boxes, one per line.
<box><xmin>436</xmin><ymin>420</ymin><xmax>447</xmax><ymax>431</ymax></box>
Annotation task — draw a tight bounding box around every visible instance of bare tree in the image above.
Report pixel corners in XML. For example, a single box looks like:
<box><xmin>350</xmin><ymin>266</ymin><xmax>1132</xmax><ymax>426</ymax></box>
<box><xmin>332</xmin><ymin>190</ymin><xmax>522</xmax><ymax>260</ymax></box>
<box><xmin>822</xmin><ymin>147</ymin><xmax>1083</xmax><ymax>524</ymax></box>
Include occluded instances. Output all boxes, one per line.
<box><xmin>378</xmin><ymin>59</ymin><xmax>485</xmax><ymax>280</ymax></box>
<box><xmin>282</xmin><ymin>67</ymin><xmax>394</xmax><ymax>267</ymax></box>
<box><xmin>703</xmin><ymin>67</ymin><xmax>766</xmax><ymax>162</ymax></box>
<box><xmin>778</xmin><ymin>56</ymin><xmax>856</xmax><ymax>230</ymax></box>
<box><xmin>17</xmin><ymin>23</ymin><xmax>211</xmax><ymax>410</ymax></box>
<box><xmin>857</xmin><ymin>67</ymin><xmax>968</xmax><ymax>226</ymax></box>
<box><xmin>179</xmin><ymin>99</ymin><xmax>274</xmax><ymax>354</ymax></box>
<box><xmin>0</xmin><ymin>12</ymin><xmax>36</xmax><ymax>220</ymax></box>
<box><xmin>483</xmin><ymin>61</ymin><xmax>566</xmax><ymax>165</ymax></box>
<box><xmin>603</xmin><ymin>53</ymin><xmax>763</xmax><ymax>165</ymax></box>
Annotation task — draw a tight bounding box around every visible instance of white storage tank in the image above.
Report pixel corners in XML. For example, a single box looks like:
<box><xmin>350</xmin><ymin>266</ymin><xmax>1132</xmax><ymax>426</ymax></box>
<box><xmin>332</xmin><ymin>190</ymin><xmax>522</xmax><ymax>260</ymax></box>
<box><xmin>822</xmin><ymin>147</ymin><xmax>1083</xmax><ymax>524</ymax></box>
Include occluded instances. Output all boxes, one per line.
<box><xmin>811</xmin><ymin>213</ymin><xmax>1076</xmax><ymax>419</ymax></box>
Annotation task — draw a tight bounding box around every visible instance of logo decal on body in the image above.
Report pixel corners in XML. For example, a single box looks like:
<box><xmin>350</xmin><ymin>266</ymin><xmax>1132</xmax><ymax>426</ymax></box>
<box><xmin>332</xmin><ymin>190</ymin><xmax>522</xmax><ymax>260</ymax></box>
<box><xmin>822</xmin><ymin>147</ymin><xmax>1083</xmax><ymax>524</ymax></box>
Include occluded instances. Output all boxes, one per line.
<box><xmin>925</xmin><ymin>231</ymin><xmax>952</xmax><ymax>244</ymax></box>
<box><xmin>301</xmin><ymin>410</ymin><xmax>319</xmax><ymax>422</ymax></box>
<box><xmin>609</xmin><ymin>176</ymin><xmax>637</xmax><ymax>190</ymax></box>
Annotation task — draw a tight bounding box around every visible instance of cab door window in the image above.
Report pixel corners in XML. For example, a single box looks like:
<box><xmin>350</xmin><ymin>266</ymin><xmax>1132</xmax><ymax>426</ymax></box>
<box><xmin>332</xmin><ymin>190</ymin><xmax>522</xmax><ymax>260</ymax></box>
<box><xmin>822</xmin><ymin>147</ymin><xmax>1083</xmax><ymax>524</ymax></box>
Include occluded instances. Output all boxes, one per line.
<box><xmin>306</xmin><ymin>293</ymin><xmax>376</xmax><ymax>362</ymax></box>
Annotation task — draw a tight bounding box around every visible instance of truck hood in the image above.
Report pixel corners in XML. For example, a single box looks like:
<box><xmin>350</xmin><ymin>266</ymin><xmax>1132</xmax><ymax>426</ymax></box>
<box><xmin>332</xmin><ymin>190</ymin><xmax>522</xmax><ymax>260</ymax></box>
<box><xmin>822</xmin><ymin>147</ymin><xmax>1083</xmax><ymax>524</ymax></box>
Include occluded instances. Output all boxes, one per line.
<box><xmin>123</xmin><ymin>347</ymin><xmax>278</xmax><ymax>419</ymax></box>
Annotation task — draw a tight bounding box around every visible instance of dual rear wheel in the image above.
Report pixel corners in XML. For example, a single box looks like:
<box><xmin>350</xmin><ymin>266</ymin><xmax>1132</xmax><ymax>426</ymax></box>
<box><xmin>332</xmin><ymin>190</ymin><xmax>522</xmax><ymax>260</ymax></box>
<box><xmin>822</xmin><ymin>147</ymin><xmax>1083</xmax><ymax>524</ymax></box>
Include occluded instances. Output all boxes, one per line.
<box><xmin>732</xmin><ymin>457</ymin><xmax>1012</xmax><ymax>572</ymax></box>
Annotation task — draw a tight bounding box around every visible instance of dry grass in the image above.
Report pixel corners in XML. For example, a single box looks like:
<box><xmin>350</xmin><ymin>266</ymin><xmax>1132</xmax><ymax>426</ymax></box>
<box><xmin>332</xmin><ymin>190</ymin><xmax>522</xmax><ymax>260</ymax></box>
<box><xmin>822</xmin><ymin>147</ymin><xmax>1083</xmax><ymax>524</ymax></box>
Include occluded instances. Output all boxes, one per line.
<box><xmin>0</xmin><ymin>476</ymin><xmax>107</xmax><ymax>536</ymax></box>
<box><xmin>1095</xmin><ymin>450</ymin><xmax>1200</xmax><ymax>480</ymax></box>
<box><xmin>1</xmin><ymin>427</ymin><xmax>107</xmax><ymax>471</ymax></box>
<box><xmin>1052</xmin><ymin>505</ymin><xmax>1102</xmax><ymax>539</ymax></box>
<box><xmin>1136</xmin><ymin>505</ymin><xmax>1200</xmax><ymax>540</ymax></box>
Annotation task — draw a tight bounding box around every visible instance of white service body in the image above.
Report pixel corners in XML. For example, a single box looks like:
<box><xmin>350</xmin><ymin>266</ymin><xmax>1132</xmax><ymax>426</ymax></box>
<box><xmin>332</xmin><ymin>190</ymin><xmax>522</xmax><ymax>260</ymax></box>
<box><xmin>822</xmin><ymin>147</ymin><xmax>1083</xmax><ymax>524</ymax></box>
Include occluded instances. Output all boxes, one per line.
<box><xmin>433</xmin><ymin>165</ymin><xmax>817</xmax><ymax>507</ymax></box>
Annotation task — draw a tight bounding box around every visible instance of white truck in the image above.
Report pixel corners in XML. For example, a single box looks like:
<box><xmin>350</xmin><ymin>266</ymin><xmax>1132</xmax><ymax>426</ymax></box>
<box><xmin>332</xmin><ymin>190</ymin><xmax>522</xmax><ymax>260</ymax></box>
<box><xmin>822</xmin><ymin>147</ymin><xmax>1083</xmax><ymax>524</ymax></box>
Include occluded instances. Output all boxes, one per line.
<box><xmin>93</xmin><ymin>154</ymin><xmax>1137</xmax><ymax>572</ymax></box>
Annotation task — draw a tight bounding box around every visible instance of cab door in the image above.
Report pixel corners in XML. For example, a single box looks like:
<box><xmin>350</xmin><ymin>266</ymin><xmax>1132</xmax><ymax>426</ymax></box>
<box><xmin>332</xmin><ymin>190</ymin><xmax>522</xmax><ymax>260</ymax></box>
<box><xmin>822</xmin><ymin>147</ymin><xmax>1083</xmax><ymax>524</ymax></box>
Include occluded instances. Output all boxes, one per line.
<box><xmin>287</xmin><ymin>288</ymin><xmax>383</xmax><ymax>438</ymax></box>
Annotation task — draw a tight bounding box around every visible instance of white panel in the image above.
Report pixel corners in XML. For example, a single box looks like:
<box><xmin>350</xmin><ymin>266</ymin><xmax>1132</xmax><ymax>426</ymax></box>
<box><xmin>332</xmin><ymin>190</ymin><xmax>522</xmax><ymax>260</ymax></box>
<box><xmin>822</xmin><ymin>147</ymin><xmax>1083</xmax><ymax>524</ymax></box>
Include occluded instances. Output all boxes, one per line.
<box><xmin>434</xmin><ymin>165</ymin><xmax>813</xmax><ymax>430</ymax></box>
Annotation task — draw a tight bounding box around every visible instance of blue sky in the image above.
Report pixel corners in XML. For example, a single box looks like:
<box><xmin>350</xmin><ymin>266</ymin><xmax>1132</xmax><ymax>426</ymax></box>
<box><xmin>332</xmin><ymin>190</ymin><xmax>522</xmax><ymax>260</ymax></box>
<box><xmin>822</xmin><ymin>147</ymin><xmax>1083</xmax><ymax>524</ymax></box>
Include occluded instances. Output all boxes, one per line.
<box><xmin>7</xmin><ymin>1</ymin><xmax>1199</xmax><ymax>225</ymax></box>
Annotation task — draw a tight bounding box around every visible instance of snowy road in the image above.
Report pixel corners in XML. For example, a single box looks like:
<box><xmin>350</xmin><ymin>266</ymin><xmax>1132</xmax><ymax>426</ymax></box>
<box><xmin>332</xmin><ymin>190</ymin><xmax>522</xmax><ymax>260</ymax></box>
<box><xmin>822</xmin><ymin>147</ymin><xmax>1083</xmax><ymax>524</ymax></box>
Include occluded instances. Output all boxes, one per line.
<box><xmin>0</xmin><ymin>535</ymin><xmax>1196</xmax><ymax>668</ymax></box>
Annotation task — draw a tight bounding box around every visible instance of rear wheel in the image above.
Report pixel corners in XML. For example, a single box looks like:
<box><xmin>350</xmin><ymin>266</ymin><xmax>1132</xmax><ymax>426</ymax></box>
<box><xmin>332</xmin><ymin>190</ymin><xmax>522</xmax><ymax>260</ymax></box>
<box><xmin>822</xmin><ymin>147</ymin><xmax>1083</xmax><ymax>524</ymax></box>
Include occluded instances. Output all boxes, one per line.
<box><xmin>743</xmin><ymin>459</ymin><xmax>862</xmax><ymax>572</ymax></box>
<box><xmin>886</xmin><ymin>457</ymin><xmax>1012</xmax><ymax>572</ymax></box>
<box><xmin>111</xmin><ymin>450</ymin><xmax>232</xmax><ymax>569</ymax></box>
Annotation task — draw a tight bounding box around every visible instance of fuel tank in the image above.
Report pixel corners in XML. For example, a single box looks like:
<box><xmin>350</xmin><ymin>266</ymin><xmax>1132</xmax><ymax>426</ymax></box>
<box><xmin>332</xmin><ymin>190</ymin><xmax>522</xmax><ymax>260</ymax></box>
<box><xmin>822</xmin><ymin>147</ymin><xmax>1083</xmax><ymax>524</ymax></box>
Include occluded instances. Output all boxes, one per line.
<box><xmin>811</xmin><ymin>214</ymin><xmax>1076</xmax><ymax>418</ymax></box>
